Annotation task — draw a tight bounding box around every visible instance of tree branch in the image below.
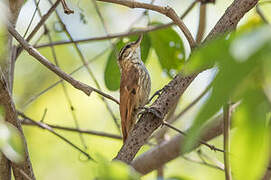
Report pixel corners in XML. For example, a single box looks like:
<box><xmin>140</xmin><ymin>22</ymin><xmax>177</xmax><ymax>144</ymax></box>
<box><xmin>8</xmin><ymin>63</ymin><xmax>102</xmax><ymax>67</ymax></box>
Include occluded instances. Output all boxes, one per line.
<box><xmin>17</xmin><ymin>112</ymin><xmax>93</xmax><ymax>160</ymax></box>
<box><xmin>205</xmin><ymin>0</ymin><xmax>258</xmax><ymax>41</ymax></box>
<box><xmin>7</xmin><ymin>23</ymin><xmax>119</xmax><ymax>105</ymax></box>
<box><xmin>47</xmin><ymin>0</ymin><xmax>121</xmax><ymax>132</ymax></box>
<box><xmin>112</xmin><ymin>0</ymin><xmax>258</xmax><ymax>170</ymax></box>
<box><xmin>0</xmin><ymin>76</ymin><xmax>35</xmax><ymax>179</ymax></box>
<box><xmin>15</xmin><ymin>0</ymin><xmax>62</xmax><ymax>60</ymax></box>
<box><xmin>114</xmin><ymin>74</ymin><xmax>197</xmax><ymax>163</ymax></box>
<box><xmin>1</xmin><ymin>0</ymin><xmax>35</xmax><ymax>179</ymax></box>
<box><xmin>131</xmin><ymin>113</ymin><xmax>225</xmax><ymax>175</ymax></box>
<box><xmin>19</xmin><ymin>113</ymin><xmax>122</xmax><ymax>140</ymax></box>
<box><xmin>97</xmin><ymin>0</ymin><xmax>197</xmax><ymax>49</ymax></box>
<box><xmin>162</xmin><ymin>121</ymin><xmax>224</xmax><ymax>152</ymax></box>
<box><xmin>196</xmin><ymin>3</ymin><xmax>206</xmax><ymax>43</ymax></box>
<box><xmin>35</xmin><ymin>0</ymin><xmax>198</xmax><ymax>49</ymax></box>
<box><xmin>223</xmin><ymin>103</ymin><xmax>232</xmax><ymax>180</ymax></box>
<box><xmin>152</xmin><ymin>84</ymin><xmax>210</xmax><ymax>140</ymax></box>
<box><xmin>182</xmin><ymin>156</ymin><xmax>224</xmax><ymax>171</ymax></box>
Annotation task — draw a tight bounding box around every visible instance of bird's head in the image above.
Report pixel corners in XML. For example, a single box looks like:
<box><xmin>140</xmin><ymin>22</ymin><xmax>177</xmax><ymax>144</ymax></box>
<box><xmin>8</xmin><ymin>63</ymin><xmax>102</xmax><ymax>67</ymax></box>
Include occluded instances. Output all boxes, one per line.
<box><xmin>118</xmin><ymin>34</ymin><xmax>143</xmax><ymax>65</ymax></box>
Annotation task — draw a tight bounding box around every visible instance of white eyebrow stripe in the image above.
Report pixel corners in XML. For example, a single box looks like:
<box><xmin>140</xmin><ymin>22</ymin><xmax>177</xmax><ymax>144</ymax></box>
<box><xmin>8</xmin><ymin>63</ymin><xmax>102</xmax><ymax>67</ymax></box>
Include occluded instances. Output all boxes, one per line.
<box><xmin>126</xmin><ymin>51</ymin><xmax>133</xmax><ymax>59</ymax></box>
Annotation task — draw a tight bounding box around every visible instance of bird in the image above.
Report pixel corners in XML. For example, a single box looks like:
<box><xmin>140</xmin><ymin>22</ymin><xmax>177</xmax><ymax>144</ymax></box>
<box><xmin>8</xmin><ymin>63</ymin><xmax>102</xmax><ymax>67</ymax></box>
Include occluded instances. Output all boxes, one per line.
<box><xmin>118</xmin><ymin>34</ymin><xmax>151</xmax><ymax>143</ymax></box>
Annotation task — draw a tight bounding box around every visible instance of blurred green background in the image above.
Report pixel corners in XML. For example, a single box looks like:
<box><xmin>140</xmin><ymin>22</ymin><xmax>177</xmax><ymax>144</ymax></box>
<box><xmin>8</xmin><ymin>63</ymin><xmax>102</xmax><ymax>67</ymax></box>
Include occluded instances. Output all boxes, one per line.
<box><xmin>1</xmin><ymin>0</ymin><xmax>271</xmax><ymax>179</ymax></box>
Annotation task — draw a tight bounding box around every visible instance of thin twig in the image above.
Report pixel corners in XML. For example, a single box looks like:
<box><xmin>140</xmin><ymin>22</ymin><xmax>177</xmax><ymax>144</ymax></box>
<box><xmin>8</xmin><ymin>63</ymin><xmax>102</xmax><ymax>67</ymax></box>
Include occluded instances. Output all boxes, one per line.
<box><xmin>196</xmin><ymin>3</ymin><xmax>206</xmax><ymax>43</ymax></box>
<box><xmin>197</xmin><ymin>149</ymin><xmax>225</xmax><ymax>170</ymax></box>
<box><xmin>223</xmin><ymin>103</ymin><xmax>232</xmax><ymax>180</ymax></box>
<box><xmin>152</xmin><ymin>84</ymin><xmax>210</xmax><ymax>140</ymax></box>
<box><xmin>97</xmin><ymin>0</ymin><xmax>197</xmax><ymax>49</ymax></box>
<box><xmin>182</xmin><ymin>156</ymin><xmax>224</xmax><ymax>171</ymax></box>
<box><xmin>60</xmin><ymin>0</ymin><xmax>74</xmax><ymax>14</ymax></box>
<box><xmin>172</xmin><ymin>85</ymin><xmax>210</xmax><ymax>122</ymax></box>
<box><xmin>22</xmin><ymin>46</ymin><xmax>110</xmax><ymax>109</ymax></box>
<box><xmin>40</xmin><ymin>108</ymin><xmax>47</xmax><ymax>122</ymax></box>
<box><xmin>162</xmin><ymin>121</ymin><xmax>224</xmax><ymax>152</ymax></box>
<box><xmin>24</xmin><ymin>0</ymin><xmax>183</xmax><ymax>107</ymax></box>
<box><xmin>91</xmin><ymin>0</ymin><xmax>118</xmax><ymax>56</ymax></box>
<box><xmin>21</xmin><ymin>119</ymin><xmax>122</xmax><ymax>140</ymax></box>
<box><xmin>17</xmin><ymin>112</ymin><xmax>94</xmax><ymax>160</ymax></box>
<box><xmin>15</xmin><ymin>0</ymin><xmax>62</xmax><ymax>60</ymax></box>
<box><xmin>256</xmin><ymin>5</ymin><xmax>269</xmax><ymax>24</ymax></box>
<box><xmin>48</xmin><ymin>0</ymin><xmax>121</xmax><ymax>132</ymax></box>
<box><xmin>25</xmin><ymin>0</ymin><xmax>198</xmax><ymax>113</ymax></box>
<box><xmin>7</xmin><ymin>23</ymin><xmax>119</xmax><ymax>104</ymax></box>
<box><xmin>23</xmin><ymin>0</ymin><xmax>41</xmax><ymax>38</ymax></box>
<box><xmin>22</xmin><ymin>121</ymin><xmax>122</xmax><ymax>140</ymax></box>
<box><xmin>46</xmin><ymin>23</ymin><xmax>88</xmax><ymax>149</ymax></box>
<box><xmin>15</xmin><ymin>168</ymin><xmax>34</xmax><ymax>180</ymax></box>
<box><xmin>34</xmin><ymin>0</ymin><xmax>88</xmax><ymax>149</ymax></box>
<box><xmin>36</xmin><ymin>0</ymin><xmax>198</xmax><ymax>49</ymax></box>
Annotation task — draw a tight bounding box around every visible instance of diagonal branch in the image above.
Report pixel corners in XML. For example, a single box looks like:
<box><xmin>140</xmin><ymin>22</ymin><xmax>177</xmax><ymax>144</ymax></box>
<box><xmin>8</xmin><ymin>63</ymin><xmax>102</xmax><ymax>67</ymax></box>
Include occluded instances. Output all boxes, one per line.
<box><xmin>113</xmin><ymin>0</ymin><xmax>258</xmax><ymax>168</ymax></box>
<box><xmin>97</xmin><ymin>0</ymin><xmax>197</xmax><ymax>49</ymax></box>
<box><xmin>15</xmin><ymin>0</ymin><xmax>62</xmax><ymax>60</ymax></box>
<box><xmin>19</xmin><ymin>114</ymin><xmax>122</xmax><ymax>140</ymax></box>
<box><xmin>223</xmin><ymin>103</ymin><xmax>232</xmax><ymax>180</ymax></box>
<box><xmin>0</xmin><ymin>75</ymin><xmax>35</xmax><ymax>180</ymax></box>
<box><xmin>131</xmin><ymin>110</ymin><xmax>228</xmax><ymax>174</ymax></box>
<box><xmin>47</xmin><ymin>0</ymin><xmax>121</xmax><ymax>132</ymax></box>
<box><xmin>162</xmin><ymin>121</ymin><xmax>224</xmax><ymax>152</ymax></box>
<box><xmin>17</xmin><ymin>112</ymin><xmax>93</xmax><ymax>160</ymax></box>
<box><xmin>35</xmin><ymin>0</ymin><xmax>198</xmax><ymax>49</ymax></box>
<box><xmin>7</xmin><ymin>23</ymin><xmax>119</xmax><ymax>105</ymax></box>
<box><xmin>33</xmin><ymin>0</ymin><xmax>88</xmax><ymax>150</ymax></box>
<box><xmin>1</xmin><ymin>0</ymin><xmax>35</xmax><ymax>179</ymax></box>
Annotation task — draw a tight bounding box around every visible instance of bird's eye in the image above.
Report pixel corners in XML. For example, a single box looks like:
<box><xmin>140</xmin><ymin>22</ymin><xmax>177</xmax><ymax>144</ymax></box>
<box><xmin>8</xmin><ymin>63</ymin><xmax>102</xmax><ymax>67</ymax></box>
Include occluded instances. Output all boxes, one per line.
<box><xmin>119</xmin><ymin>44</ymin><xmax>132</xmax><ymax>59</ymax></box>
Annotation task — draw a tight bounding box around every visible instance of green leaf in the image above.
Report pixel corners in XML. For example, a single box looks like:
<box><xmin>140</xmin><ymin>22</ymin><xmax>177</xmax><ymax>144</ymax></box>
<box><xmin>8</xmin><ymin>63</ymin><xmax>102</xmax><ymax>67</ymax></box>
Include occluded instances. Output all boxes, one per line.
<box><xmin>183</xmin><ymin>26</ymin><xmax>271</xmax><ymax>152</ymax></box>
<box><xmin>104</xmin><ymin>41</ymin><xmax>124</xmax><ymax>91</ymax></box>
<box><xmin>96</xmin><ymin>156</ymin><xmax>140</xmax><ymax>180</ymax></box>
<box><xmin>184</xmin><ymin>34</ymin><xmax>230</xmax><ymax>74</ymax></box>
<box><xmin>231</xmin><ymin>88</ymin><xmax>271</xmax><ymax>180</ymax></box>
<box><xmin>166</xmin><ymin>176</ymin><xmax>192</xmax><ymax>180</ymax></box>
<box><xmin>150</xmin><ymin>25</ymin><xmax>185</xmax><ymax>77</ymax></box>
<box><xmin>104</xmin><ymin>35</ymin><xmax>151</xmax><ymax>91</ymax></box>
<box><xmin>128</xmin><ymin>34</ymin><xmax>151</xmax><ymax>63</ymax></box>
<box><xmin>0</xmin><ymin>121</ymin><xmax>24</xmax><ymax>163</ymax></box>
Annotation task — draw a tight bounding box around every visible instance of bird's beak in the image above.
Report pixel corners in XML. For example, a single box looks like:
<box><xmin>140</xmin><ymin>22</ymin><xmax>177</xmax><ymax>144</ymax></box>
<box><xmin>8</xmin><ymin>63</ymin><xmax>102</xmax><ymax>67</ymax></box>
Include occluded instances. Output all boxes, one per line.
<box><xmin>134</xmin><ymin>34</ymin><xmax>143</xmax><ymax>47</ymax></box>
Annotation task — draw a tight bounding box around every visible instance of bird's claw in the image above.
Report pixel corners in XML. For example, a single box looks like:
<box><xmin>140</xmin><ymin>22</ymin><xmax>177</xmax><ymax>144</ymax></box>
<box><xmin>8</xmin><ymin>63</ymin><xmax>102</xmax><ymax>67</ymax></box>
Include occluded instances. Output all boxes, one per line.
<box><xmin>147</xmin><ymin>89</ymin><xmax>163</xmax><ymax>104</ymax></box>
<box><xmin>137</xmin><ymin>106</ymin><xmax>163</xmax><ymax>119</ymax></box>
<box><xmin>147</xmin><ymin>85</ymin><xmax>171</xmax><ymax>104</ymax></box>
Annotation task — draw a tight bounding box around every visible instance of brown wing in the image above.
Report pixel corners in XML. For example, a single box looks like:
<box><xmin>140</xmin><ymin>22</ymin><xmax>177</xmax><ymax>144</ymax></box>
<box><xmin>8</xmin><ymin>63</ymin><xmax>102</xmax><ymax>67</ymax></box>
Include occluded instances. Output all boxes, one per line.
<box><xmin>120</xmin><ymin>66</ymin><xmax>139</xmax><ymax>142</ymax></box>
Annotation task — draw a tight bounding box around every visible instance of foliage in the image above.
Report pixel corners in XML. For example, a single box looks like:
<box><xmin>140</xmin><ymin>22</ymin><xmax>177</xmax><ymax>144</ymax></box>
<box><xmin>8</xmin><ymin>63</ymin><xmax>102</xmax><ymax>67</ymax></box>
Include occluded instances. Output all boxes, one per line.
<box><xmin>95</xmin><ymin>155</ymin><xmax>140</xmax><ymax>180</ymax></box>
<box><xmin>104</xmin><ymin>35</ymin><xmax>151</xmax><ymax>91</ymax></box>
<box><xmin>183</xmin><ymin>25</ymin><xmax>271</xmax><ymax>180</ymax></box>
<box><xmin>149</xmin><ymin>24</ymin><xmax>186</xmax><ymax>77</ymax></box>
<box><xmin>0</xmin><ymin>106</ymin><xmax>24</xmax><ymax>163</ymax></box>
<box><xmin>104</xmin><ymin>25</ymin><xmax>185</xmax><ymax>91</ymax></box>
<box><xmin>165</xmin><ymin>176</ymin><xmax>192</xmax><ymax>180</ymax></box>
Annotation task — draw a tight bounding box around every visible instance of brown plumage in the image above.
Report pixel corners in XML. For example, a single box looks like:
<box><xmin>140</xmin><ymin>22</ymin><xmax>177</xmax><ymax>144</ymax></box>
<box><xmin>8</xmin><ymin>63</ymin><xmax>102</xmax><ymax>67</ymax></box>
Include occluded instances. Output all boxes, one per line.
<box><xmin>118</xmin><ymin>35</ymin><xmax>151</xmax><ymax>143</ymax></box>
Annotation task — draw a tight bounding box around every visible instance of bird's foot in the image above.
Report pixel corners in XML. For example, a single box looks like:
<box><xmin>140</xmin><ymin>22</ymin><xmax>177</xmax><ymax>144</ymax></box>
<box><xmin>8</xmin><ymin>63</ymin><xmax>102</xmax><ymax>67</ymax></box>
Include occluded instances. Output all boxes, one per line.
<box><xmin>147</xmin><ymin>90</ymin><xmax>162</xmax><ymax>104</ymax></box>
<box><xmin>147</xmin><ymin>85</ymin><xmax>171</xmax><ymax>104</ymax></box>
<box><xmin>137</xmin><ymin>106</ymin><xmax>162</xmax><ymax>119</ymax></box>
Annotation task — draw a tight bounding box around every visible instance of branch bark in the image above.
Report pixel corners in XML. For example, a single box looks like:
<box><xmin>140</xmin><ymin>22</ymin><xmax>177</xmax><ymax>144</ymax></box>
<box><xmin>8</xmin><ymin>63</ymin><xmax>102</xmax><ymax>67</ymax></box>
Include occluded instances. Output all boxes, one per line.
<box><xmin>35</xmin><ymin>0</ymin><xmax>198</xmax><ymax>49</ymax></box>
<box><xmin>132</xmin><ymin>113</ymin><xmax>225</xmax><ymax>174</ymax></box>
<box><xmin>205</xmin><ymin>0</ymin><xmax>258</xmax><ymax>41</ymax></box>
<box><xmin>0</xmin><ymin>0</ymin><xmax>36</xmax><ymax>179</ymax></box>
<box><xmin>7</xmin><ymin>23</ymin><xmax>119</xmax><ymax>105</ymax></box>
<box><xmin>0</xmin><ymin>77</ymin><xmax>35</xmax><ymax>180</ymax></box>
<box><xmin>97</xmin><ymin>0</ymin><xmax>196</xmax><ymax>49</ymax></box>
<box><xmin>113</xmin><ymin>0</ymin><xmax>258</xmax><ymax>171</ymax></box>
<box><xmin>223</xmin><ymin>103</ymin><xmax>232</xmax><ymax>180</ymax></box>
